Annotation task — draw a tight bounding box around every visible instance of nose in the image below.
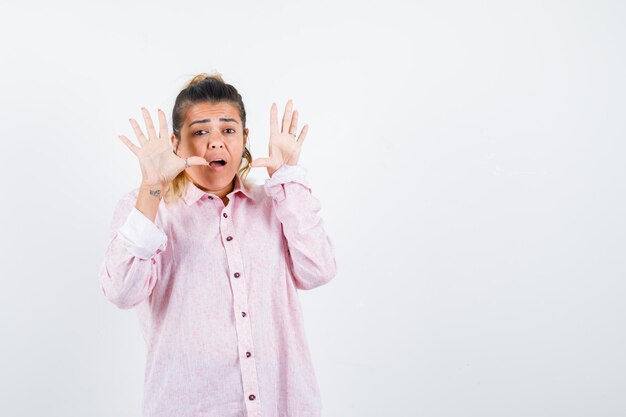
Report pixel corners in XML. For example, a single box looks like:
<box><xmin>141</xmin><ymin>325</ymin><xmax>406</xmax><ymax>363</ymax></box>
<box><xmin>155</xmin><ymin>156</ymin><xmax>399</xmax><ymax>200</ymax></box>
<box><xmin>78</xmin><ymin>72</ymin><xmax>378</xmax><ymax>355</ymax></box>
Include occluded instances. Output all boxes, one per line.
<box><xmin>207</xmin><ymin>133</ymin><xmax>225</xmax><ymax>149</ymax></box>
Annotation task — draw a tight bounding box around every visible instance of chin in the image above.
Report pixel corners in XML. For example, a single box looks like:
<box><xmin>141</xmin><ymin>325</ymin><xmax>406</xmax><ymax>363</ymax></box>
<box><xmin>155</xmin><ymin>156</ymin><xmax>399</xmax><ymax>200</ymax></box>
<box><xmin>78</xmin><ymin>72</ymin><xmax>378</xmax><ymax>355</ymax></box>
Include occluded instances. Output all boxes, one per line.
<box><xmin>194</xmin><ymin>168</ymin><xmax>236</xmax><ymax>188</ymax></box>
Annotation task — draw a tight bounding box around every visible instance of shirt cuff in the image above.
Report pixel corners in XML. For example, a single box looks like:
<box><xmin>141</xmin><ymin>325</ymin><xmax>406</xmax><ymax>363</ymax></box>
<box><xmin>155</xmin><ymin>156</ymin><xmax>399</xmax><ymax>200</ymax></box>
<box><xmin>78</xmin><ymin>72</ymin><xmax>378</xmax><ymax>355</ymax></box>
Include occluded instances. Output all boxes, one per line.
<box><xmin>265</xmin><ymin>164</ymin><xmax>309</xmax><ymax>186</ymax></box>
<box><xmin>264</xmin><ymin>164</ymin><xmax>312</xmax><ymax>202</ymax></box>
<box><xmin>117</xmin><ymin>207</ymin><xmax>168</xmax><ymax>259</ymax></box>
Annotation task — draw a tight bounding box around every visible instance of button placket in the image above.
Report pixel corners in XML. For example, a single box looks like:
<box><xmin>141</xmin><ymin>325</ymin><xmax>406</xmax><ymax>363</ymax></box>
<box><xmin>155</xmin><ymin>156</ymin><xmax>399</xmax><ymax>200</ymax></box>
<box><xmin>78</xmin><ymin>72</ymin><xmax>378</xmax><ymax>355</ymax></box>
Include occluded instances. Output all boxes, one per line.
<box><xmin>220</xmin><ymin>206</ymin><xmax>261</xmax><ymax>417</ymax></box>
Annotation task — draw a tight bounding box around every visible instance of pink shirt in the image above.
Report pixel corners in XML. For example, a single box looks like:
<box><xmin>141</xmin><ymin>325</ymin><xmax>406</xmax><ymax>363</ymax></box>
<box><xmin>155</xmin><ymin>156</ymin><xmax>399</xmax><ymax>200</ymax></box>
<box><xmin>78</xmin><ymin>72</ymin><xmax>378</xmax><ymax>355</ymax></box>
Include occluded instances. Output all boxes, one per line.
<box><xmin>98</xmin><ymin>164</ymin><xmax>337</xmax><ymax>417</ymax></box>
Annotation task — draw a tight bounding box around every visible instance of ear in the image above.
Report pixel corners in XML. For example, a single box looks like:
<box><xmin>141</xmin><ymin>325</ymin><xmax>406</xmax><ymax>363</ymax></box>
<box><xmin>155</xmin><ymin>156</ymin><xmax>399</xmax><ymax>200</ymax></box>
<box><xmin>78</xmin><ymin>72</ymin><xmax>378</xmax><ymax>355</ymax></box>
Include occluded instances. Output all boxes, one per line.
<box><xmin>171</xmin><ymin>134</ymin><xmax>179</xmax><ymax>153</ymax></box>
<box><xmin>243</xmin><ymin>128</ymin><xmax>249</xmax><ymax>146</ymax></box>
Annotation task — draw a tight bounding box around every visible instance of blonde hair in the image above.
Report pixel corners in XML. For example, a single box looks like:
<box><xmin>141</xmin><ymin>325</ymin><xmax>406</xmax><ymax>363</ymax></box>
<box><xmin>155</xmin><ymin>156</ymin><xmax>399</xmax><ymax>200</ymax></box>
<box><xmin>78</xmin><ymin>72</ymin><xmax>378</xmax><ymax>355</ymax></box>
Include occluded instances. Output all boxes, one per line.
<box><xmin>164</xmin><ymin>72</ymin><xmax>253</xmax><ymax>204</ymax></box>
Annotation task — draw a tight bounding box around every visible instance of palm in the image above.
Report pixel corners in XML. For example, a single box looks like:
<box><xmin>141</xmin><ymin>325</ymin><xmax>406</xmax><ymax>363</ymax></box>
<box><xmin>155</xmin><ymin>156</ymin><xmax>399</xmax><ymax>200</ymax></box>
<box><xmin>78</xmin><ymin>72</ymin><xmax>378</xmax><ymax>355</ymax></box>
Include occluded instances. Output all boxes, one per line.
<box><xmin>118</xmin><ymin>108</ymin><xmax>209</xmax><ymax>186</ymax></box>
<box><xmin>136</xmin><ymin>139</ymin><xmax>185</xmax><ymax>185</ymax></box>
<box><xmin>251</xmin><ymin>99</ymin><xmax>309</xmax><ymax>177</ymax></box>
<box><xmin>267</xmin><ymin>130</ymin><xmax>300</xmax><ymax>166</ymax></box>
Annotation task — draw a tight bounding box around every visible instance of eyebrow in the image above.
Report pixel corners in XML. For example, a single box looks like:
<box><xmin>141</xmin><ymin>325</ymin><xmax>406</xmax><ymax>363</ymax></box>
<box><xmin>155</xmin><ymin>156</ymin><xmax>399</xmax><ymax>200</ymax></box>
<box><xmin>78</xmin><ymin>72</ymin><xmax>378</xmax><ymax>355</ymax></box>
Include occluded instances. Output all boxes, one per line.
<box><xmin>188</xmin><ymin>118</ymin><xmax>239</xmax><ymax>127</ymax></box>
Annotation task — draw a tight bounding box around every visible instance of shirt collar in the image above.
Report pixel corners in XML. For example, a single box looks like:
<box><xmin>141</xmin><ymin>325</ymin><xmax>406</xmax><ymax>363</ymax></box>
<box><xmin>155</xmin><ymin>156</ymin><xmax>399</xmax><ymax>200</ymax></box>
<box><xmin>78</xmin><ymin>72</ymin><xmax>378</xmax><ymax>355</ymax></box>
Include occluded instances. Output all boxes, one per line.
<box><xmin>182</xmin><ymin>172</ymin><xmax>255</xmax><ymax>205</ymax></box>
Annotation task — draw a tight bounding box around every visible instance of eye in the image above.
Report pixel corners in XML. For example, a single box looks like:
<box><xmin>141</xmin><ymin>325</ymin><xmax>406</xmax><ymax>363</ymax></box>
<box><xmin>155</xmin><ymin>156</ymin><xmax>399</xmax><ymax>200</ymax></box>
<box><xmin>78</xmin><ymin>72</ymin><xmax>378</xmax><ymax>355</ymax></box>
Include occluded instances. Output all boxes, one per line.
<box><xmin>193</xmin><ymin>129</ymin><xmax>235</xmax><ymax>136</ymax></box>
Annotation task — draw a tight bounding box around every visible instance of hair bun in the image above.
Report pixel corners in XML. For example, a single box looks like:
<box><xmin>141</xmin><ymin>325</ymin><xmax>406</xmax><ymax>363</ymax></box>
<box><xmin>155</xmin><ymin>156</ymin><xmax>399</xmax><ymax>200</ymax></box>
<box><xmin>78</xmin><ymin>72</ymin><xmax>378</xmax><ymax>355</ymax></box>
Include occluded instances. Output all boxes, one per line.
<box><xmin>185</xmin><ymin>71</ymin><xmax>225</xmax><ymax>88</ymax></box>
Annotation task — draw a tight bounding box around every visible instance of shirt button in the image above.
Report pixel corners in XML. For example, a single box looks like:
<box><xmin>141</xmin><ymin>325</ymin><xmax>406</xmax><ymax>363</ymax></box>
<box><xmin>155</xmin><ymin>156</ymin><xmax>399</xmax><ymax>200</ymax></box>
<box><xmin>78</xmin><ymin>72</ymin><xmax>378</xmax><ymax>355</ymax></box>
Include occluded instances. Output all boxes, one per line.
<box><xmin>223</xmin><ymin>212</ymin><xmax>228</xmax><ymax>218</ymax></box>
<box><xmin>234</xmin><ymin>272</ymin><xmax>240</xmax><ymax>278</ymax></box>
<box><xmin>208</xmin><ymin>196</ymin><xmax>214</xmax><ymax>200</ymax></box>
<box><xmin>246</xmin><ymin>351</ymin><xmax>251</xmax><ymax>358</ymax></box>
<box><xmin>226</xmin><ymin>236</ymin><xmax>233</xmax><ymax>241</ymax></box>
<box><xmin>241</xmin><ymin>311</ymin><xmax>247</xmax><ymax>317</ymax></box>
<box><xmin>248</xmin><ymin>394</ymin><xmax>256</xmax><ymax>401</ymax></box>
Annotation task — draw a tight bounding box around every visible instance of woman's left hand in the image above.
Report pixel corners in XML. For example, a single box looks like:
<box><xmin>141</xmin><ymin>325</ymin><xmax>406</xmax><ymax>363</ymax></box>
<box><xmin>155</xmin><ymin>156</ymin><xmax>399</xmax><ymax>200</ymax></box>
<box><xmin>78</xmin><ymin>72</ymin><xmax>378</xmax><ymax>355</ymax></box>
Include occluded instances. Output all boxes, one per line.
<box><xmin>250</xmin><ymin>99</ymin><xmax>309</xmax><ymax>178</ymax></box>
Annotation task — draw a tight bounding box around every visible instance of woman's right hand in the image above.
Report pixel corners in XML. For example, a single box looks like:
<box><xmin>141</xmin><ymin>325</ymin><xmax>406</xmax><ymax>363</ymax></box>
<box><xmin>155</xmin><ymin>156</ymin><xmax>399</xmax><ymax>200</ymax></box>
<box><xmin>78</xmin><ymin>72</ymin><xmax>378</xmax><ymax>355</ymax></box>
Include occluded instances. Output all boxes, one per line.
<box><xmin>118</xmin><ymin>107</ymin><xmax>210</xmax><ymax>187</ymax></box>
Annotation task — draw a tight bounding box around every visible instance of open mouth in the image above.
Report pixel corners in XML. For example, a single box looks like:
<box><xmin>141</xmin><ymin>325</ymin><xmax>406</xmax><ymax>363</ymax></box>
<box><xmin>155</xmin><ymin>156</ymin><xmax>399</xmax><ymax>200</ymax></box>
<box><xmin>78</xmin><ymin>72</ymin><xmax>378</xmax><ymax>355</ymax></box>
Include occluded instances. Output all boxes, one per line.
<box><xmin>209</xmin><ymin>159</ymin><xmax>227</xmax><ymax>167</ymax></box>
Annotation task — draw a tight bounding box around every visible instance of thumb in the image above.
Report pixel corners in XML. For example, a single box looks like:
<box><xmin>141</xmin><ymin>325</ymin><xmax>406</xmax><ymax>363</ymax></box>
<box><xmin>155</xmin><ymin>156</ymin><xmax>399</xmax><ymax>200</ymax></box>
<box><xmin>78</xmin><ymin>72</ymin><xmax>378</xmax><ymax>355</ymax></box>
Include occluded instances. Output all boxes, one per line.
<box><xmin>250</xmin><ymin>157</ymin><xmax>271</xmax><ymax>168</ymax></box>
<box><xmin>186</xmin><ymin>156</ymin><xmax>211</xmax><ymax>166</ymax></box>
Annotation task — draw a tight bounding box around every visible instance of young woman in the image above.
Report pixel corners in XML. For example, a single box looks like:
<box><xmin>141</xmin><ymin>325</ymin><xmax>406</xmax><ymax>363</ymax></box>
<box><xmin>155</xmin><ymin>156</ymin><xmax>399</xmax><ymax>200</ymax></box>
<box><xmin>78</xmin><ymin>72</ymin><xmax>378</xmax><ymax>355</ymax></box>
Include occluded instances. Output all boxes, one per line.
<box><xmin>98</xmin><ymin>73</ymin><xmax>337</xmax><ymax>417</ymax></box>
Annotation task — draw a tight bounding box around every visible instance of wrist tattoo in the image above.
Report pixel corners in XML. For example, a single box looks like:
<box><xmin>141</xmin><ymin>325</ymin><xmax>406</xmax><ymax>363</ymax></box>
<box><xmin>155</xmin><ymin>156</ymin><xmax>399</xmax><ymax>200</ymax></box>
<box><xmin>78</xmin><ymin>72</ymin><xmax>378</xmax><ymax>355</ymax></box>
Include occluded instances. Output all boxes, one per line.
<box><xmin>149</xmin><ymin>189</ymin><xmax>161</xmax><ymax>198</ymax></box>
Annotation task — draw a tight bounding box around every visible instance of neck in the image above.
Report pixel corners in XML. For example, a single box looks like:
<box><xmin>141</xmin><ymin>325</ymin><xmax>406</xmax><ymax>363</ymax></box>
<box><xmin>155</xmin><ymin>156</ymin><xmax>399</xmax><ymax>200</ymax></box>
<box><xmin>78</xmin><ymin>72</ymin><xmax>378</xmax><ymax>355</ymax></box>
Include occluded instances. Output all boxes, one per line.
<box><xmin>193</xmin><ymin>178</ymin><xmax>235</xmax><ymax>199</ymax></box>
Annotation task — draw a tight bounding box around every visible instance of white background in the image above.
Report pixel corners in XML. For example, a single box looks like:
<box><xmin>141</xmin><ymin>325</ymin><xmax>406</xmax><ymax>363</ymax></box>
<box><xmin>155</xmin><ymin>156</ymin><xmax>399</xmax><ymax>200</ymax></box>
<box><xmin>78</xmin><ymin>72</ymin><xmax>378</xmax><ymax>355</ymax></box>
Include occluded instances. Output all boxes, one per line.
<box><xmin>0</xmin><ymin>0</ymin><xmax>624</xmax><ymax>416</ymax></box>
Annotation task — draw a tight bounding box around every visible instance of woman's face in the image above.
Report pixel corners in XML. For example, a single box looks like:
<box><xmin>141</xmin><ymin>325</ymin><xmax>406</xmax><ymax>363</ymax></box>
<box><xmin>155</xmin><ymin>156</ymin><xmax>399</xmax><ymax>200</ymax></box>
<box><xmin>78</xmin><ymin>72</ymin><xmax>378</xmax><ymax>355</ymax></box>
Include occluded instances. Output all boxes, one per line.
<box><xmin>173</xmin><ymin>101</ymin><xmax>248</xmax><ymax>193</ymax></box>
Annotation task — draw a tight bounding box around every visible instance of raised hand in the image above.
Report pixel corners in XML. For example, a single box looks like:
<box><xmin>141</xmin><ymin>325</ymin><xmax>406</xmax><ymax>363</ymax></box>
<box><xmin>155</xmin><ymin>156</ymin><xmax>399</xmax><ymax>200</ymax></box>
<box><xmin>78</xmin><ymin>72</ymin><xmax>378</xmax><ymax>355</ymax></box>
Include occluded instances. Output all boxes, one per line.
<box><xmin>118</xmin><ymin>108</ymin><xmax>210</xmax><ymax>187</ymax></box>
<box><xmin>250</xmin><ymin>99</ymin><xmax>309</xmax><ymax>178</ymax></box>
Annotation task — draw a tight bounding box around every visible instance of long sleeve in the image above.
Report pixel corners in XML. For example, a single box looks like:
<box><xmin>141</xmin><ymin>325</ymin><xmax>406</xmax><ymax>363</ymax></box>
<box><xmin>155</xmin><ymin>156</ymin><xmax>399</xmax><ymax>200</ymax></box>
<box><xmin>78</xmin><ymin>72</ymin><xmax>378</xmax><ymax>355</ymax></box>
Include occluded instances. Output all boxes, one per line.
<box><xmin>98</xmin><ymin>193</ymin><xmax>168</xmax><ymax>309</ymax></box>
<box><xmin>264</xmin><ymin>164</ymin><xmax>337</xmax><ymax>290</ymax></box>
